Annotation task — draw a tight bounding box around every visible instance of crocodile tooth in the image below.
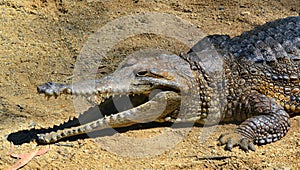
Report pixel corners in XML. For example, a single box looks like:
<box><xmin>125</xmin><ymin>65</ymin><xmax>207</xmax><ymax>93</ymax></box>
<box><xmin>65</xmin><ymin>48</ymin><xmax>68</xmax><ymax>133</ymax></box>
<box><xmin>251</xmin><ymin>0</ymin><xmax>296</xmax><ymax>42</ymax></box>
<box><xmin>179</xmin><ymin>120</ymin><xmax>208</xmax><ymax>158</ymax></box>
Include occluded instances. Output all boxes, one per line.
<box><xmin>65</xmin><ymin>88</ymin><xmax>72</xmax><ymax>94</ymax></box>
<box><xmin>164</xmin><ymin>117</ymin><xmax>171</xmax><ymax>121</ymax></box>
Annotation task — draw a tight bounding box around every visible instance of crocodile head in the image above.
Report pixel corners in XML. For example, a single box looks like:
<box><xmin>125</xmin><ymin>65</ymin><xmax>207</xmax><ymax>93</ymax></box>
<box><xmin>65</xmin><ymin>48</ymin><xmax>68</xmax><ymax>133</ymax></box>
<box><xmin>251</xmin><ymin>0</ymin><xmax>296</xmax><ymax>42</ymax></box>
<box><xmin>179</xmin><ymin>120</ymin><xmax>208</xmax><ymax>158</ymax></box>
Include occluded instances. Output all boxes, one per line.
<box><xmin>95</xmin><ymin>53</ymin><xmax>196</xmax><ymax>99</ymax></box>
<box><xmin>37</xmin><ymin>52</ymin><xmax>200</xmax><ymax>122</ymax></box>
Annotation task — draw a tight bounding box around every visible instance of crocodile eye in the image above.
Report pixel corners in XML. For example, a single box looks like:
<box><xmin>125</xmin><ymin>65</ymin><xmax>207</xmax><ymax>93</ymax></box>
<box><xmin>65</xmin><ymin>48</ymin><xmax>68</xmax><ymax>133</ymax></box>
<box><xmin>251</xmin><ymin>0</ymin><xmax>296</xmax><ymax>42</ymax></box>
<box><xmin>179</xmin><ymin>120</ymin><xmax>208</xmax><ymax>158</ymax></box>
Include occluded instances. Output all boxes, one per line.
<box><xmin>136</xmin><ymin>70</ymin><xmax>148</xmax><ymax>77</ymax></box>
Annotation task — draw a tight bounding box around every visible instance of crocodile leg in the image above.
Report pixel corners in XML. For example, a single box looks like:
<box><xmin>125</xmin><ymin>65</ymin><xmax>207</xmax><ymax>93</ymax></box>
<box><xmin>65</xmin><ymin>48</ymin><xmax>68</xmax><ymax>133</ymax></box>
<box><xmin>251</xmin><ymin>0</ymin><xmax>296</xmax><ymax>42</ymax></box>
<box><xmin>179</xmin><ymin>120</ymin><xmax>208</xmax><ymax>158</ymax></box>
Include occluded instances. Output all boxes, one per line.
<box><xmin>37</xmin><ymin>91</ymin><xmax>181</xmax><ymax>143</ymax></box>
<box><xmin>218</xmin><ymin>91</ymin><xmax>291</xmax><ymax>151</ymax></box>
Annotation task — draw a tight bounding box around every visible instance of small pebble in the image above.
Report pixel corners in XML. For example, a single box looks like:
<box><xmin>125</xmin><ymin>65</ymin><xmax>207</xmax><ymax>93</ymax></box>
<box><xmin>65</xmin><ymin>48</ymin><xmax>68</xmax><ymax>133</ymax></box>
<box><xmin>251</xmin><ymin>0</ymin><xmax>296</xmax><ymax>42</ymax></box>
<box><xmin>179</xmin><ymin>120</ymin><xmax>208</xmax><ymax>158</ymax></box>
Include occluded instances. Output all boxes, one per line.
<box><xmin>241</xmin><ymin>11</ymin><xmax>250</xmax><ymax>16</ymax></box>
<box><xmin>219</xmin><ymin>6</ymin><xmax>225</xmax><ymax>10</ymax></box>
<box><xmin>55</xmin><ymin>143</ymin><xmax>74</xmax><ymax>147</ymax></box>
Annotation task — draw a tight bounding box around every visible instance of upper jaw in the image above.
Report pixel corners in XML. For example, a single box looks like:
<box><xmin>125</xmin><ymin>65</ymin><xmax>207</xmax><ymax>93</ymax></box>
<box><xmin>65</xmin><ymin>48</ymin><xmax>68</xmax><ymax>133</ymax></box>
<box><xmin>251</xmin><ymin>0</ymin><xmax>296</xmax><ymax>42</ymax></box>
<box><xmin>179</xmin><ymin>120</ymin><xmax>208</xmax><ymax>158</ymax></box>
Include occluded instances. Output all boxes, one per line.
<box><xmin>36</xmin><ymin>67</ymin><xmax>183</xmax><ymax>112</ymax></box>
<box><xmin>36</xmin><ymin>77</ymin><xmax>181</xmax><ymax>100</ymax></box>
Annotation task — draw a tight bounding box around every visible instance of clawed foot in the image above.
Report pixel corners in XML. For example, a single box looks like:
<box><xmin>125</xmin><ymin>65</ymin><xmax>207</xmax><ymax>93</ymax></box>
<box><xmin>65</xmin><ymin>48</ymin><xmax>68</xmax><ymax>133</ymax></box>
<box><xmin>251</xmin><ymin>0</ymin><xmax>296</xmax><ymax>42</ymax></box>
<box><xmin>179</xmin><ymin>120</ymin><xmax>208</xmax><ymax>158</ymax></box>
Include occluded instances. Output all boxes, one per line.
<box><xmin>218</xmin><ymin>132</ymin><xmax>256</xmax><ymax>152</ymax></box>
<box><xmin>37</xmin><ymin>82</ymin><xmax>71</xmax><ymax>98</ymax></box>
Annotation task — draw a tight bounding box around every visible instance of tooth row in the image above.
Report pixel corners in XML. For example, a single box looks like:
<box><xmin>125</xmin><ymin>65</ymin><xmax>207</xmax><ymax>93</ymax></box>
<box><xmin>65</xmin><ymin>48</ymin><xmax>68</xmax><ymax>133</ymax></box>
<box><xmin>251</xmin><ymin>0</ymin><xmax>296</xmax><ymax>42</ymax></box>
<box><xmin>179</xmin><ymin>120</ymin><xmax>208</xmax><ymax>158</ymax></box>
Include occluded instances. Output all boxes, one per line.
<box><xmin>72</xmin><ymin>88</ymin><xmax>97</xmax><ymax>96</ymax></box>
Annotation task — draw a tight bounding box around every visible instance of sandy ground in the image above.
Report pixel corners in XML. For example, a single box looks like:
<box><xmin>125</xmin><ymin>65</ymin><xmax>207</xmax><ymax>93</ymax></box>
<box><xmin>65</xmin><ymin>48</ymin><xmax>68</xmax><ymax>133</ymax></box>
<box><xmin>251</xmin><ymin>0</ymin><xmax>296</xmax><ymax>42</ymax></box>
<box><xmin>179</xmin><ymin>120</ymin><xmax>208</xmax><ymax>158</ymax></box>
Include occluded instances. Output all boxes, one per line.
<box><xmin>0</xmin><ymin>0</ymin><xmax>299</xmax><ymax>169</ymax></box>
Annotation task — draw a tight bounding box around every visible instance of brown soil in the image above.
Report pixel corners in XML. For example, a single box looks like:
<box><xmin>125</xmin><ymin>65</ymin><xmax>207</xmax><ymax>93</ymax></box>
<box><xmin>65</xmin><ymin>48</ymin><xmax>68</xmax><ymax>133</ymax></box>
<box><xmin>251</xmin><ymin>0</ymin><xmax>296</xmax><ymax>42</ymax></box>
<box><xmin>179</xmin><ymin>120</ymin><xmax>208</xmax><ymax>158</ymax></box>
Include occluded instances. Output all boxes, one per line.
<box><xmin>0</xmin><ymin>0</ymin><xmax>299</xmax><ymax>169</ymax></box>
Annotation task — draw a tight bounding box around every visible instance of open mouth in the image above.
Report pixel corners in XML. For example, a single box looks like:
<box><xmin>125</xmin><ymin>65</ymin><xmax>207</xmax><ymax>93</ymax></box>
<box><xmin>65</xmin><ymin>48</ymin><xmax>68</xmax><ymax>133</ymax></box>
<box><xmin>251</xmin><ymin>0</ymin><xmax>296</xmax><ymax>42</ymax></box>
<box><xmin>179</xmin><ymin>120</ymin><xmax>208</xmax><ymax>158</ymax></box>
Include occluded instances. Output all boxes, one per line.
<box><xmin>97</xmin><ymin>87</ymin><xmax>180</xmax><ymax>118</ymax></box>
<box><xmin>36</xmin><ymin>82</ymin><xmax>182</xmax><ymax>144</ymax></box>
<box><xmin>98</xmin><ymin>92</ymin><xmax>150</xmax><ymax>116</ymax></box>
<box><xmin>37</xmin><ymin>82</ymin><xmax>181</xmax><ymax>122</ymax></box>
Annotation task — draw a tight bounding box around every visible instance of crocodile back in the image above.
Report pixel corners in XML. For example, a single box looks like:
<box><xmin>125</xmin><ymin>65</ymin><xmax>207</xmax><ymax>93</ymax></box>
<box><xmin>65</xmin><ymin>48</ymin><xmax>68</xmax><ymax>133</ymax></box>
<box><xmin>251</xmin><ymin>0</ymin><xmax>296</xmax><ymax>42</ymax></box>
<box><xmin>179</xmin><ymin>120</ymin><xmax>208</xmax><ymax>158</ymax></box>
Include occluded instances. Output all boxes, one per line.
<box><xmin>183</xmin><ymin>16</ymin><xmax>300</xmax><ymax>120</ymax></box>
<box><xmin>227</xmin><ymin>16</ymin><xmax>300</xmax><ymax>114</ymax></box>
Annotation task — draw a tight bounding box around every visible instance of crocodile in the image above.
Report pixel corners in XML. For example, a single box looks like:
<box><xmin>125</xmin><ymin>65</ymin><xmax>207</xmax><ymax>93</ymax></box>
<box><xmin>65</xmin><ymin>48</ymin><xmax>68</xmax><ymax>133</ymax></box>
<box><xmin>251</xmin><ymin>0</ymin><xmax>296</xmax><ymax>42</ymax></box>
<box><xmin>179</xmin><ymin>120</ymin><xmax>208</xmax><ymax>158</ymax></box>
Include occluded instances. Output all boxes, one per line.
<box><xmin>36</xmin><ymin>16</ymin><xmax>300</xmax><ymax>151</ymax></box>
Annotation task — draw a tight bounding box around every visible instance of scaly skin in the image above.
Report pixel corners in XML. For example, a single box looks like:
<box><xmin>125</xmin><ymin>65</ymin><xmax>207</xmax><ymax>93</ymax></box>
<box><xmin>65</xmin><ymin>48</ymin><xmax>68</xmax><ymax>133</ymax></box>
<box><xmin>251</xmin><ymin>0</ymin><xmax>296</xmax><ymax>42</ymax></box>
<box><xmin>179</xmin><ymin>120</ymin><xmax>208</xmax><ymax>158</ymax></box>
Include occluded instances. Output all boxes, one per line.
<box><xmin>36</xmin><ymin>16</ymin><xmax>299</xmax><ymax>151</ymax></box>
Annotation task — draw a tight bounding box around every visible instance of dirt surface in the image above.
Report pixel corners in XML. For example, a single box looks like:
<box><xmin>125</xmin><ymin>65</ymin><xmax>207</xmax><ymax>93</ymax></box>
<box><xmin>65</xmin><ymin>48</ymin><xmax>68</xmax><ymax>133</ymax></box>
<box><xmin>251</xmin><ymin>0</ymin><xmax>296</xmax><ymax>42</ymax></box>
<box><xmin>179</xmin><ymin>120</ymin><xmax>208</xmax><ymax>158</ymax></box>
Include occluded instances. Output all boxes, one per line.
<box><xmin>0</xmin><ymin>0</ymin><xmax>299</xmax><ymax>169</ymax></box>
